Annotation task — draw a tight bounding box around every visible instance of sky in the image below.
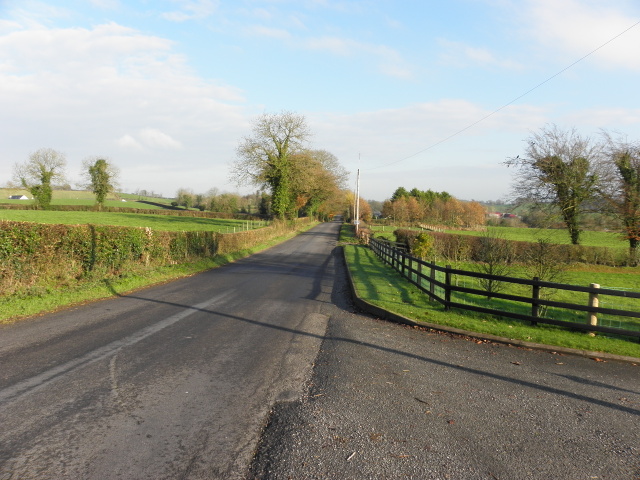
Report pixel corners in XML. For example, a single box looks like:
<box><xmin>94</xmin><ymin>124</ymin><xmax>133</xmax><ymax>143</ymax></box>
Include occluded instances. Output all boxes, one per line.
<box><xmin>1</xmin><ymin>0</ymin><xmax>640</xmax><ymax>202</ymax></box>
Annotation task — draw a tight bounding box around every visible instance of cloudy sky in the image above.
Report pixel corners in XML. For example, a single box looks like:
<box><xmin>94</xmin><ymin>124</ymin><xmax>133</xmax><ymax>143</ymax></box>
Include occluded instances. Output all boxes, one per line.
<box><xmin>1</xmin><ymin>0</ymin><xmax>640</xmax><ymax>201</ymax></box>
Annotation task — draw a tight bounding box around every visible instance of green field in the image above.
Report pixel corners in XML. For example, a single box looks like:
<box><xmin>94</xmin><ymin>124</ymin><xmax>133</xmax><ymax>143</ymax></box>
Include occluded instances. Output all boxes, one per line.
<box><xmin>0</xmin><ymin>188</ymin><xmax>176</xmax><ymax>210</ymax></box>
<box><xmin>342</xmin><ymin>225</ymin><xmax>640</xmax><ymax>358</ymax></box>
<box><xmin>0</xmin><ymin>210</ymin><xmax>265</xmax><ymax>232</ymax></box>
<box><xmin>370</xmin><ymin>224</ymin><xmax>628</xmax><ymax>251</ymax></box>
<box><xmin>446</xmin><ymin>226</ymin><xmax>626</xmax><ymax>249</ymax></box>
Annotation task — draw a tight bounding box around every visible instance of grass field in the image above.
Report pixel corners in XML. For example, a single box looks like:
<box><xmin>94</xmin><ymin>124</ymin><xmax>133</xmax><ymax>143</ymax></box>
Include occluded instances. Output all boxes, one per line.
<box><xmin>446</xmin><ymin>225</ymin><xmax>626</xmax><ymax>249</ymax></box>
<box><xmin>369</xmin><ymin>224</ymin><xmax>627</xmax><ymax>250</ymax></box>
<box><xmin>0</xmin><ymin>210</ymin><xmax>265</xmax><ymax>232</ymax></box>
<box><xmin>0</xmin><ymin>188</ymin><xmax>176</xmax><ymax>210</ymax></box>
<box><xmin>341</xmin><ymin>225</ymin><xmax>640</xmax><ymax>359</ymax></box>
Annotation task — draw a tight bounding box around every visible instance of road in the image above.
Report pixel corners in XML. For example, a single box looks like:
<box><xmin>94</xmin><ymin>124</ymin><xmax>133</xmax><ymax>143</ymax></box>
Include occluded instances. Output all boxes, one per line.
<box><xmin>1</xmin><ymin>221</ymin><xmax>639</xmax><ymax>479</ymax></box>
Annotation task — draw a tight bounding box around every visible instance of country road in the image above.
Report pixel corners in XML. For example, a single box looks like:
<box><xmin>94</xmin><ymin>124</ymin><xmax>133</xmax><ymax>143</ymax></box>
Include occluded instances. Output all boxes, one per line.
<box><xmin>1</xmin><ymin>221</ymin><xmax>639</xmax><ymax>479</ymax></box>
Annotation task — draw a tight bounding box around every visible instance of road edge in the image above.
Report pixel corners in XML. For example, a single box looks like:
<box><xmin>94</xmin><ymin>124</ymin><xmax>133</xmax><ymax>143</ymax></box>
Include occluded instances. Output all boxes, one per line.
<box><xmin>341</xmin><ymin>247</ymin><xmax>639</xmax><ymax>365</ymax></box>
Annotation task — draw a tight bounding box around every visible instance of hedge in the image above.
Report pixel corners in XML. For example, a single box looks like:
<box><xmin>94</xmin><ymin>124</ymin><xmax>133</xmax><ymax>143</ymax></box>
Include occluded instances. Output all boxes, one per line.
<box><xmin>0</xmin><ymin>204</ymin><xmax>262</xmax><ymax>219</ymax></box>
<box><xmin>0</xmin><ymin>219</ymin><xmax>310</xmax><ymax>297</ymax></box>
<box><xmin>392</xmin><ymin>229</ymin><xmax>630</xmax><ymax>266</ymax></box>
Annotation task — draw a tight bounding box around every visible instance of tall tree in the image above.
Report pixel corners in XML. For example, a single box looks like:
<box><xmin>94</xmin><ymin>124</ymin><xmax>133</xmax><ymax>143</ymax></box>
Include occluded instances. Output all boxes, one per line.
<box><xmin>82</xmin><ymin>157</ymin><xmax>119</xmax><ymax>208</ymax></box>
<box><xmin>232</xmin><ymin>111</ymin><xmax>311</xmax><ymax>219</ymax></box>
<box><xmin>13</xmin><ymin>148</ymin><xmax>67</xmax><ymax>209</ymax></box>
<box><xmin>289</xmin><ymin>149</ymin><xmax>349</xmax><ymax>218</ymax></box>
<box><xmin>505</xmin><ymin>125</ymin><xmax>599</xmax><ymax>245</ymax></box>
<box><xmin>600</xmin><ymin>133</ymin><xmax>640</xmax><ymax>264</ymax></box>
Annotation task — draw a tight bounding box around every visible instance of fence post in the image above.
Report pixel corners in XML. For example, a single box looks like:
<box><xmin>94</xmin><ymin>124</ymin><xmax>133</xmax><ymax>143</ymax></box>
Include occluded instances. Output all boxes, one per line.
<box><xmin>402</xmin><ymin>252</ymin><xmax>408</xmax><ymax>278</ymax></box>
<box><xmin>588</xmin><ymin>283</ymin><xmax>600</xmax><ymax>336</ymax></box>
<box><xmin>429</xmin><ymin>263</ymin><xmax>436</xmax><ymax>303</ymax></box>
<box><xmin>531</xmin><ymin>277</ymin><xmax>540</xmax><ymax>325</ymax></box>
<box><xmin>444</xmin><ymin>265</ymin><xmax>452</xmax><ymax>311</ymax></box>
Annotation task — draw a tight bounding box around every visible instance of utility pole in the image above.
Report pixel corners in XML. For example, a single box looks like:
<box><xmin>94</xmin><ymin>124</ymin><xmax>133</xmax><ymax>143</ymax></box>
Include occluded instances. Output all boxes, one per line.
<box><xmin>355</xmin><ymin>168</ymin><xmax>360</xmax><ymax>235</ymax></box>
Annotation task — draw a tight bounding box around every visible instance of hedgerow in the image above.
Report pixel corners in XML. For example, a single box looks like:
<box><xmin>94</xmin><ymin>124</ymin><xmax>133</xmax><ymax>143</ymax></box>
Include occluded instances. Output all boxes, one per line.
<box><xmin>391</xmin><ymin>229</ymin><xmax>629</xmax><ymax>266</ymax></box>
<box><xmin>0</xmin><ymin>219</ymin><xmax>310</xmax><ymax>297</ymax></box>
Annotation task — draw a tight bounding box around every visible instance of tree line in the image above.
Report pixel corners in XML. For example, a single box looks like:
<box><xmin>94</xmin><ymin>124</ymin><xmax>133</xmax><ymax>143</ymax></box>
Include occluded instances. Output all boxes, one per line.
<box><xmin>9</xmin><ymin>111</ymin><xmax>353</xmax><ymax>220</ymax></box>
<box><xmin>381</xmin><ymin>187</ymin><xmax>486</xmax><ymax>228</ymax></box>
<box><xmin>505</xmin><ymin>125</ymin><xmax>640</xmax><ymax>260</ymax></box>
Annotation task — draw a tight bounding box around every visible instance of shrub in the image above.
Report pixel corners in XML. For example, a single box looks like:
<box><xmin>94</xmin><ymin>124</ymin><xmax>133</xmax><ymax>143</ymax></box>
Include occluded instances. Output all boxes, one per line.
<box><xmin>0</xmin><ymin>218</ymin><xmax>312</xmax><ymax>298</ymax></box>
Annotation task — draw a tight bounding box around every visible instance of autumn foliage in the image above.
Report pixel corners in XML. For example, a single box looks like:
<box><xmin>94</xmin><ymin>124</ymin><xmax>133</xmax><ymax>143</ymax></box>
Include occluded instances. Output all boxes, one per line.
<box><xmin>381</xmin><ymin>187</ymin><xmax>485</xmax><ymax>228</ymax></box>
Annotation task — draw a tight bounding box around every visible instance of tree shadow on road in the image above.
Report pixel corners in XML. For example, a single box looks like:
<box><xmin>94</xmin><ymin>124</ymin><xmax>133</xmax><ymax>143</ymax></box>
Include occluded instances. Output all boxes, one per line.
<box><xmin>102</xmin><ymin>276</ymin><xmax>640</xmax><ymax>417</ymax></box>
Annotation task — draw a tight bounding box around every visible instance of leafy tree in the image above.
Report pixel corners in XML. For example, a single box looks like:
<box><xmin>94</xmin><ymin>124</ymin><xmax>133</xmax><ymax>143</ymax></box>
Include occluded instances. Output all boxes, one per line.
<box><xmin>81</xmin><ymin>157</ymin><xmax>119</xmax><ymax>208</ymax></box>
<box><xmin>232</xmin><ymin>111</ymin><xmax>311</xmax><ymax>219</ymax></box>
<box><xmin>505</xmin><ymin>125</ymin><xmax>599</xmax><ymax>244</ymax></box>
<box><xmin>13</xmin><ymin>148</ymin><xmax>67</xmax><ymax>209</ymax></box>
<box><xmin>391</xmin><ymin>186</ymin><xmax>409</xmax><ymax>201</ymax></box>
<box><xmin>600</xmin><ymin>133</ymin><xmax>640</xmax><ymax>264</ymax></box>
<box><xmin>176</xmin><ymin>188</ymin><xmax>195</xmax><ymax>209</ymax></box>
<box><xmin>289</xmin><ymin>149</ymin><xmax>349</xmax><ymax>218</ymax></box>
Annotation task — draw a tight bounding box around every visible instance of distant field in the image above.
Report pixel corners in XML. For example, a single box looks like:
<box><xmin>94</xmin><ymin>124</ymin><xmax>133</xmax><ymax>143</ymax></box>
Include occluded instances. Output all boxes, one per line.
<box><xmin>0</xmin><ymin>210</ymin><xmax>264</xmax><ymax>232</ymax></box>
<box><xmin>0</xmin><ymin>189</ymin><xmax>176</xmax><ymax>210</ymax></box>
<box><xmin>446</xmin><ymin>226</ymin><xmax>626</xmax><ymax>250</ymax></box>
<box><xmin>370</xmin><ymin>224</ymin><xmax>627</xmax><ymax>250</ymax></box>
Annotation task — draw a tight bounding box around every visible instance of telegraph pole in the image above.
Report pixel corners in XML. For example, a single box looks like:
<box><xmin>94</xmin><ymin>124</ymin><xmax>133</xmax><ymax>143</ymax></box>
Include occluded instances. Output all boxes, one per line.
<box><xmin>355</xmin><ymin>168</ymin><xmax>360</xmax><ymax>235</ymax></box>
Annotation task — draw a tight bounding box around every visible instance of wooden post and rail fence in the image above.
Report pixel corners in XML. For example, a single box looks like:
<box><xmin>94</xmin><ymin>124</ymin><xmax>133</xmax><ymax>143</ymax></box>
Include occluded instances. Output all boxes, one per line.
<box><xmin>369</xmin><ymin>238</ymin><xmax>640</xmax><ymax>341</ymax></box>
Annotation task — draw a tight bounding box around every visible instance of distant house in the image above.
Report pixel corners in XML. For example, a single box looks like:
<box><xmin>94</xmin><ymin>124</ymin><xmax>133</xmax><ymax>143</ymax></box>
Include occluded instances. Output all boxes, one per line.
<box><xmin>9</xmin><ymin>195</ymin><xmax>29</xmax><ymax>200</ymax></box>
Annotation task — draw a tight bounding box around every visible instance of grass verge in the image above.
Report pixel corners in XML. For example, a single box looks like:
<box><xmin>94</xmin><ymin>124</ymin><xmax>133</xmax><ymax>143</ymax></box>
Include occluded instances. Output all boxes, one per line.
<box><xmin>1</xmin><ymin>223</ymin><xmax>316</xmax><ymax>324</ymax></box>
<box><xmin>342</xmin><ymin>225</ymin><xmax>640</xmax><ymax>359</ymax></box>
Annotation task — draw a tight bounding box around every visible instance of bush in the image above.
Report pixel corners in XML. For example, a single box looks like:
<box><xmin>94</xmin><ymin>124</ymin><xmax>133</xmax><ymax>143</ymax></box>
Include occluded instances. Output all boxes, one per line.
<box><xmin>0</xmin><ymin>218</ymin><xmax>313</xmax><ymax>298</ymax></box>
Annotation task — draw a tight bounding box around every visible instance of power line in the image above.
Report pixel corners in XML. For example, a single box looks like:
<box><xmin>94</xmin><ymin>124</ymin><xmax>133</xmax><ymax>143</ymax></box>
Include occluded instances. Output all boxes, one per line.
<box><xmin>367</xmin><ymin>18</ymin><xmax>640</xmax><ymax>171</ymax></box>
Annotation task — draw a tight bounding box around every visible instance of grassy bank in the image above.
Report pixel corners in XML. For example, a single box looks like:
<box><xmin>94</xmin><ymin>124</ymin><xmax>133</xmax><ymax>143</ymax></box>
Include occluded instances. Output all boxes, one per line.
<box><xmin>0</xmin><ymin>210</ymin><xmax>265</xmax><ymax>232</ymax></box>
<box><xmin>1</xmin><ymin>222</ymin><xmax>316</xmax><ymax>324</ymax></box>
<box><xmin>342</xmin><ymin>225</ymin><xmax>640</xmax><ymax>359</ymax></box>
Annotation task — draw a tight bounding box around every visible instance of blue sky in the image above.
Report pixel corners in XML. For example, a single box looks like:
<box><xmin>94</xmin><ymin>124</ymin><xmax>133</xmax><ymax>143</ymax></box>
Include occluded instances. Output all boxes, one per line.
<box><xmin>1</xmin><ymin>0</ymin><xmax>640</xmax><ymax>201</ymax></box>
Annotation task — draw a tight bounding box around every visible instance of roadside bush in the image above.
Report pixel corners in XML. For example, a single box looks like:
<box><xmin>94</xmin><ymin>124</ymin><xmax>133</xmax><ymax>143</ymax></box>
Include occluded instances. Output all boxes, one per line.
<box><xmin>0</xmin><ymin>218</ymin><xmax>312</xmax><ymax>298</ymax></box>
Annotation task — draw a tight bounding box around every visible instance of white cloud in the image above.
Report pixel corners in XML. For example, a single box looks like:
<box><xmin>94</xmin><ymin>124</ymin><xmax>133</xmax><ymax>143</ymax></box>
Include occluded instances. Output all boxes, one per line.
<box><xmin>116</xmin><ymin>135</ymin><xmax>143</xmax><ymax>150</ymax></box>
<box><xmin>161</xmin><ymin>0</ymin><xmax>219</xmax><ymax>22</ymax></box>
<box><xmin>304</xmin><ymin>36</ymin><xmax>414</xmax><ymax>78</ymax></box>
<box><xmin>88</xmin><ymin>0</ymin><xmax>120</xmax><ymax>9</ymax></box>
<box><xmin>309</xmin><ymin>100</ymin><xmax>549</xmax><ymax>200</ymax></box>
<box><xmin>245</xmin><ymin>25</ymin><xmax>292</xmax><ymax>40</ymax></box>
<box><xmin>438</xmin><ymin>39</ymin><xmax>523</xmax><ymax>70</ymax></box>
<box><xmin>139</xmin><ymin>128</ymin><xmax>183</xmax><ymax>149</ymax></box>
<box><xmin>522</xmin><ymin>0</ymin><xmax>640</xmax><ymax>70</ymax></box>
<box><xmin>0</xmin><ymin>18</ymin><xmax>247</xmax><ymax>193</ymax></box>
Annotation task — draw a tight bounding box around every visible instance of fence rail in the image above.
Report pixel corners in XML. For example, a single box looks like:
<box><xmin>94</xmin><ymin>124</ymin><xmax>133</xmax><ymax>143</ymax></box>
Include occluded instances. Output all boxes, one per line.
<box><xmin>369</xmin><ymin>238</ymin><xmax>640</xmax><ymax>340</ymax></box>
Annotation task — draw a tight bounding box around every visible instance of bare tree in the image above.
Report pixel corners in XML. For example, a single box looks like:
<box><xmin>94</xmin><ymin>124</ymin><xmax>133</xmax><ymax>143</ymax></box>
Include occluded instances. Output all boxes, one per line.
<box><xmin>474</xmin><ymin>231</ymin><xmax>513</xmax><ymax>299</ymax></box>
<box><xmin>599</xmin><ymin>132</ymin><xmax>640</xmax><ymax>264</ymax></box>
<box><xmin>505</xmin><ymin>125</ymin><xmax>600</xmax><ymax>244</ymax></box>
<box><xmin>13</xmin><ymin>148</ymin><xmax>67</xmax><ymax>209</ymax></box>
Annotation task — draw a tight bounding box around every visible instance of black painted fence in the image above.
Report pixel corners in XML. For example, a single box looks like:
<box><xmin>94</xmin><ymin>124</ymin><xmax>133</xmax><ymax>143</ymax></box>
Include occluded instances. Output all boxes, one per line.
<box><xmin>369</xmin><ymin>238</ymin><xmax>640</xmax><ymax>340</ymax></box>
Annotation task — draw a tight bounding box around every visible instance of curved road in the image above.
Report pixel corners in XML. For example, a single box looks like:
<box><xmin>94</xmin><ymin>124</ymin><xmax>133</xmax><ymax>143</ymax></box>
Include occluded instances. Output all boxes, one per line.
<box><xmin>0</xmin><ymin>221</ymin><xmax>638</xmax><ymax>479</ymax></box>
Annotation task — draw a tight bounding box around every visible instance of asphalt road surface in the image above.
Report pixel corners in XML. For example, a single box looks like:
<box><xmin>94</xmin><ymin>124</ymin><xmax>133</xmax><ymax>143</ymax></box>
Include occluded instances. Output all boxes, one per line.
<box><xmin>1</xmin><ymin>221</ymin><xmax>638</xmax><ymax>479</ymax></box>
